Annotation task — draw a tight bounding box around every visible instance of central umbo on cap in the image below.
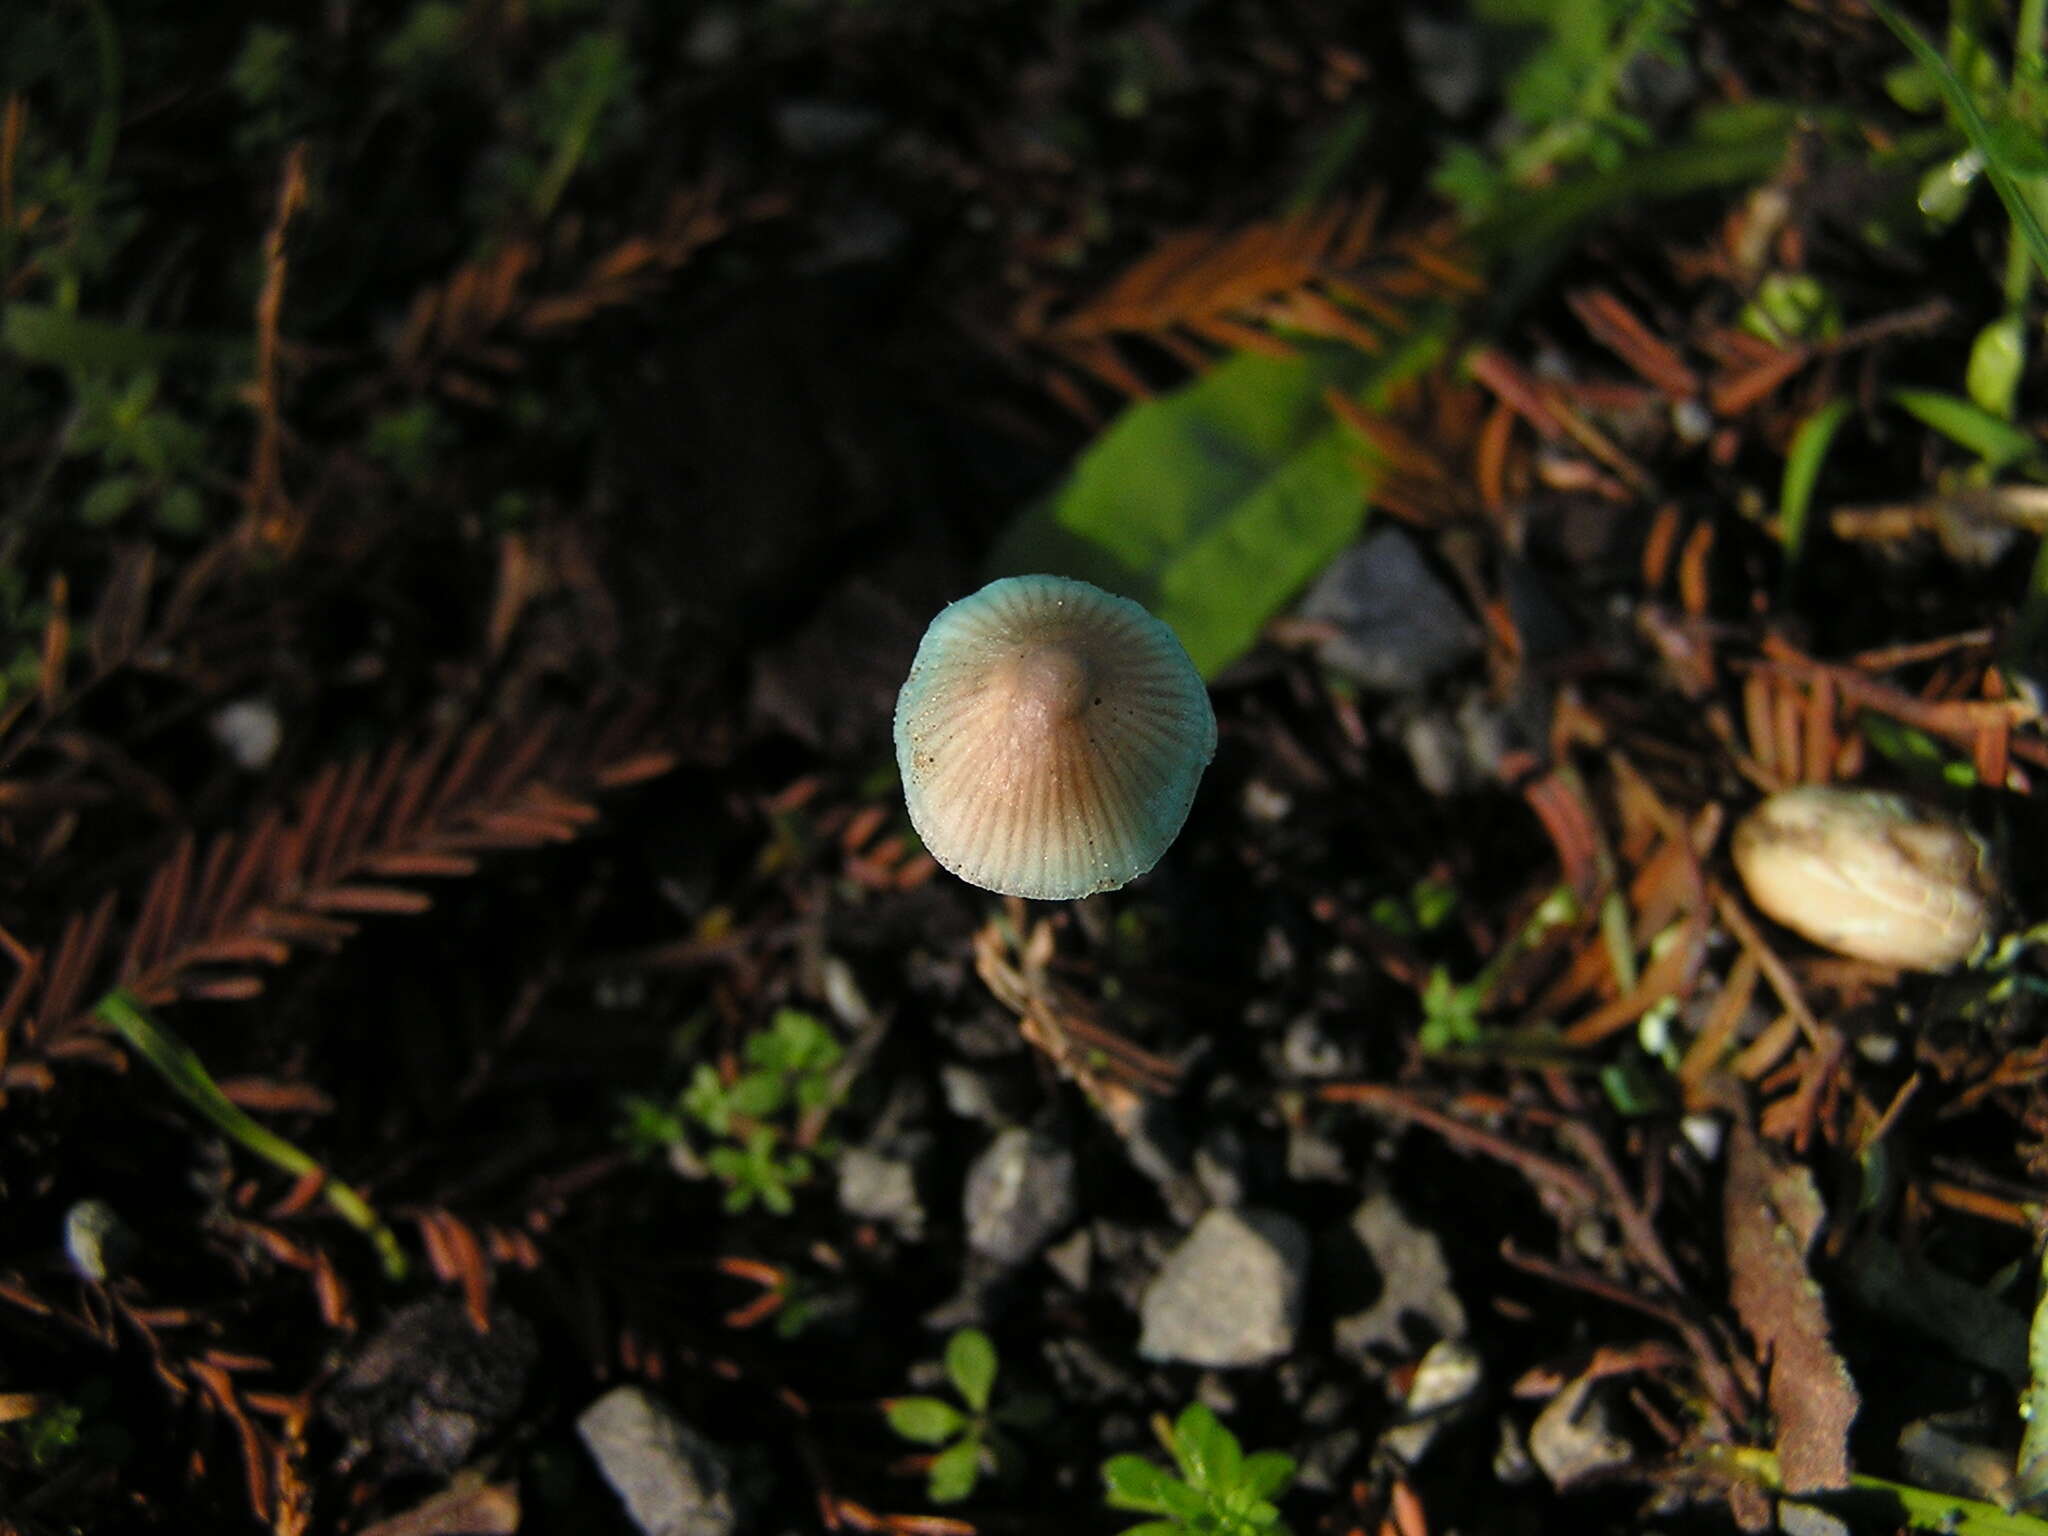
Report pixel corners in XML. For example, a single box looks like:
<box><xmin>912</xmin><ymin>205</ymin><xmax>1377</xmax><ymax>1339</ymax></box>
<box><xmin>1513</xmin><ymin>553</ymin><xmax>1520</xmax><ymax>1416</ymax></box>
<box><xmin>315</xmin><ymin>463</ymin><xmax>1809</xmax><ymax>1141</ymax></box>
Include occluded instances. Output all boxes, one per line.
<box><xmin>894</xmin><ymin>574</ymin><xmax>1217</xmax><ymax>901</ymax></box>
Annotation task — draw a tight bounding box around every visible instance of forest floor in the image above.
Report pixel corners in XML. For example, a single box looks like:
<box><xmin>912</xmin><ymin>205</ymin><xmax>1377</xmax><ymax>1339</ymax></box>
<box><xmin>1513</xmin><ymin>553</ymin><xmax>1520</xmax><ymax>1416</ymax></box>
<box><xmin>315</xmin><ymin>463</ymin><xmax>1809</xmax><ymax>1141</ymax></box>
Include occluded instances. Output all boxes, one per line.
<box><xmin>7</xmin><ymin>3</ymin><xmax>2048</xmax><ymax>1534</ymax></box>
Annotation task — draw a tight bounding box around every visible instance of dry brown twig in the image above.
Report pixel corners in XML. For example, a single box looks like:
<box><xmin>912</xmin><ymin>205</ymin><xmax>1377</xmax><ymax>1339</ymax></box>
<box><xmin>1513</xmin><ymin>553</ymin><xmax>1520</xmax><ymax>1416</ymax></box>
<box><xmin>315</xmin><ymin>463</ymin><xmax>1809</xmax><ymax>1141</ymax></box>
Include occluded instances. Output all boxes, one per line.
<box><xmin>973</xmin><ymin>903</ymin><xmax>1180</xmax><ymax>1133</ymax></box>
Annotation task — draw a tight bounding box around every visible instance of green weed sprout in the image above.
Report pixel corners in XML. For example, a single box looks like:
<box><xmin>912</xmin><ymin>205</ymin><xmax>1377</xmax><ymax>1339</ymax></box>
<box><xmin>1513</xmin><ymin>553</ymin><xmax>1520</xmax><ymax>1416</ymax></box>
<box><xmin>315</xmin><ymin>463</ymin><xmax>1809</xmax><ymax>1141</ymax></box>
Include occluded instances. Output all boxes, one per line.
<box><xmin>622</xmin><ymin>1008</ymin><xmax>844</xmax><ymax>1215</ymax></box>
<box><xmin>1102</xmin><ymin>1403</ymin><xmax>1296</xmax><ymax>1536</ymax></box>
<box><xmin>885</xmin><ymin>1328</ymin><xmax>1047</xmax><ymax>1504</ymax></box>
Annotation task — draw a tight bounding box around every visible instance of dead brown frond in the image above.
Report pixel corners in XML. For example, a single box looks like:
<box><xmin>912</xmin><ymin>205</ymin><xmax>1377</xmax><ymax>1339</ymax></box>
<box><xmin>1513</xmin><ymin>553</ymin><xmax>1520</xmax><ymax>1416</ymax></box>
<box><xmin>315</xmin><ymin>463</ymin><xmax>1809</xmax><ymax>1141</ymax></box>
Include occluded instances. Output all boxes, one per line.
<box><xmin>388</xmin><ymin>182</ymin><xmax>779</xmax><ymax>404</ymax></box>
<box><xmin>0</xmin><ymin>699</ymin><xmax>675</xmax><ymax>1072</ymax></box>
<box><xmin>1025</xmin><ymin>196</ymin><xmax>1477</xmax><ymax>402</ymax></box>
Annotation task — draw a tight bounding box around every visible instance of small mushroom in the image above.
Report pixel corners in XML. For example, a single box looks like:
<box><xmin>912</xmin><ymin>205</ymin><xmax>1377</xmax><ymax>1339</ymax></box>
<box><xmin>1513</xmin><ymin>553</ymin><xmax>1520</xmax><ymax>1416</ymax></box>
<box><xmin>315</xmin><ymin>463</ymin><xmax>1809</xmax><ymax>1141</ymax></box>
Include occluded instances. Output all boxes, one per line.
<box><xmin>894</xmin><ymin>574</ymin><xmax>1216</xmax><ymax>900</ymax></box>
<box><xmin>1730</xmin><ymin>785</ymin><xmax>1999</xmax><ymax>971</ymax></box>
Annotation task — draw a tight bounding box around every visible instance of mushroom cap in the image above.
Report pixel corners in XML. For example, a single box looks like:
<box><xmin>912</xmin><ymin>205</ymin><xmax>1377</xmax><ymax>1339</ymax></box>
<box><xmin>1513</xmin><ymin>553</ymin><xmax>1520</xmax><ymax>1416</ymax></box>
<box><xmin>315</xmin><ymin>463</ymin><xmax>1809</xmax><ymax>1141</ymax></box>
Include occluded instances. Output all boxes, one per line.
<box><xmin>1730</xmin><ymin>785</ymin><xmax>1999</xmax><ymax>971</ymax></box>
<box><xmin>894</xmin><ymin>575</ymin><xmax>1217</xmax><ymax>900</ymax></box>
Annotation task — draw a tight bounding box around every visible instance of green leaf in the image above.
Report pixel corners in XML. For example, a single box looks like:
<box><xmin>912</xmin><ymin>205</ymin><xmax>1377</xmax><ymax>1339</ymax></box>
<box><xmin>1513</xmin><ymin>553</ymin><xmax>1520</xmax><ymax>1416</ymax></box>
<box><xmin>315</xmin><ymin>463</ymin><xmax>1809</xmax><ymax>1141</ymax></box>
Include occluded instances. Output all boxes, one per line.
<box><xmin>926</xmin><ymin>1437</ymin><xmax>982</xmax><ymax>1504</ymax></box>
<box><xmin>94</xmin><ymin>991</ymin><xmax>406</xmax><ymax>1279</ymax></box>
<box><xmin>155</xmin><ymin>484</ymin><xmax>205</xmax><ymax>536</ymax></box>
<box><xmin>1240</xmin><ymin>1451</ymin><xmax>1297</xmax><ymax>1502</ymax></box>
<box><xmin>1891</xmin><ymin>387</ymin><xmax>2042</xmax><ymax>470</ymax></box>
<box><xmin>945</xmin><ymin>1328</ymin><xmax>998</xmax><ymax>1414</ymax></box>
<box><xmin>1917</xmin><ymin>149</ymin><xmax>1983</xmax><ymax>226</ymax></box>
<box><xmin>1111</xmin><ymin>1524</ymin><xmax>1183</xmax><ymax>1536</ymax></box>
<box><xmin>79</xmin><ymin>475</ymin><xmax>140</xmax><ymax>526</ymax></box>
<box><xmin>3</xmin><ymin>306</ymin><xmax>196</xmax><ymax>372</ymax></box>
<box><xmin>1968</xmin><ymin>314</ymin><xmax>2027</xmax><ymax>419</ymax></box>
<box><xmin>1869</xmin><ymin>0</ymin><xmax>2048</xmax><ymax>289</ymax></box>
<box><xmin>1777</xmin><ymin>396</ymin><xmax>1854</xmax><ymax>571</ymax></box>
<box><xmin>1884</xmin><ymin>59</ymin><xmax>1942</xmax><ymax>112</ymax></box>
<box><xmin>988</xmin><ymin>345</ymin><xmax>1402</xmax><ymax>678</ymax></box>
<box><xmin>1102</xmin><ymin>1454</ymin><xmax>1175</xmax><ymax>1511</ymax></box>
<box><xmin>682</xmin><ymin>1064</ymin><xmax>732</xmax><ymax>1132</ymax></box>
<box><xmin>886</xmin><ymin>1396</ymin><xmax>965</xmax><ymax>1446</ymax></box>
<box><xmin>726</xmin><ymin>1070</ymin><xmax>786</xmax><ymax>1120</ymax></box>
<box><xmin>1171</xmin><ymin>1403</ymin><xmax>1239</xmax><ymax>1491</ymax></box>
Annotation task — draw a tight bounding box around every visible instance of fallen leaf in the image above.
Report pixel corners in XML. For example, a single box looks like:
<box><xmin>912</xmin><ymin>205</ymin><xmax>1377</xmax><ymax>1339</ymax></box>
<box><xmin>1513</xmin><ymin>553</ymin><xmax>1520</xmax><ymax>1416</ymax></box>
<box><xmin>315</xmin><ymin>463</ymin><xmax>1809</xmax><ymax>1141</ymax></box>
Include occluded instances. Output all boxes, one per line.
<box><xmin>1724</xmin><ymin>1117</ymin><xmax>1858</xmax><ymax>1493</ymax></box>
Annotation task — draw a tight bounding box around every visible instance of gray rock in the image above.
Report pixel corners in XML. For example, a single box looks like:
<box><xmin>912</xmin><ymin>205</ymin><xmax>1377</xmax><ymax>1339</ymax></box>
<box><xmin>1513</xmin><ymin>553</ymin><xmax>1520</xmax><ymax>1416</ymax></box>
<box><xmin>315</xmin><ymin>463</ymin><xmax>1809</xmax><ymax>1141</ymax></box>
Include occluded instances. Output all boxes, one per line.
<box><xmin>837</xmin><ymin>1146</ymin><xmax>924</xmax><ymax>1241</ymax></box>
<box><xmin>1403</xmin><ymin>8</ymin><xmax>1487</xmax><ymax>116</ymax></box>
<box><xmin>1119</xmin><ymin>1102</ymin><xmax>1208</xmax><ymax>1226</ymax></box>
<box><xmin>939</xmin><ymin>1064</ymin><xmax>1007</xmax><ymax>1124</ymax></box>
<box><xmin>1528</xmin><ymin>1377</ymin><xmax>1633</xmax><ymax>1490</ymax></box>
<box><xmin>1394</xmin><ymin>686</ymin><xmax>1515</xmax><ymax>798</ymax></box>
<box><xmin>964</xmin><ymin>1127</ymin><xmax>1078</xmax><ymax>1265</ymax></box>
<box><xmin>577</xmin><ymin>1386</ymin><xmax>741</xmax><ymax>1536</ymax></box>
<box><xmin>1779</xmin><ymin>1505</ymin><xmax>1852</xmax><ymax>1536</ymax></box>
<box><xmin>1331</xmin><ymin>1190</ymin><xmax>1468</xmax><ymax>1364</ymax></box>
<box><xmin>1378</xmin><ymin>1338</ymin><xmax>1484</xmax><ymax>1468</ymax></box>
<box><xmin>63</xmin><ymin>1199</ymin><xmax>135</xmax><ymax>1282</ymax></box>
<box><xmin>1043</xmin><ymin>1228</ymin><xmax>1093</xmax><ymax>1291</ymax></box>
<box><xmin>1492</xmin><ymin>1413</ymin><xmax>1537</xmax><ymax>1484</ymax></box>
<box><xmin>1193</xmin><ymin>1127</ymin><xmax>1249</xmax><ymax>1208</ymax></box>
<box><xmin>1279</xmin><ymin>1015</ymin><xmax>1351</xmax><ymax>1079</ymax></box>
<box><xmin>1285</xmin><ymin>1116</ymin><xmax>1351</xmax><ymax>1184</ymax></box>
<box><xmin>1138</xmin><ymin>1208</ymin><xmax>1310</xmax><ymax>1367</ymax></box>
<box><xmin>1298</xmin><ymin>530</ymin><xmax>1478</xmax><ymax>693</ymax></box>
<box><xmin>322</xmin><ymin>1300</ymin><xmax>537</xmax><ymax>1476</ymax></box>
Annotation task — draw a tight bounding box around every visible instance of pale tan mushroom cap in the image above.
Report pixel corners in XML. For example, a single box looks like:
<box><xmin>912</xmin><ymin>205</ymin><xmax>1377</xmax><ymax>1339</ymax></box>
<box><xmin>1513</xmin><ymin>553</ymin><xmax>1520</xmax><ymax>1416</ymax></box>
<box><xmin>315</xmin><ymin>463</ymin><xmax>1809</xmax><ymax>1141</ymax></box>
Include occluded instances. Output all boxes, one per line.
<box><xmin>1731</xmin><ymin>785</ymin><xmax>1999</xmax><ymax>971</ymax></box>
<box><xmin>894</xmin><ymin>575</ymin><xmax>1217</xmax><ymax>900</ymax></box>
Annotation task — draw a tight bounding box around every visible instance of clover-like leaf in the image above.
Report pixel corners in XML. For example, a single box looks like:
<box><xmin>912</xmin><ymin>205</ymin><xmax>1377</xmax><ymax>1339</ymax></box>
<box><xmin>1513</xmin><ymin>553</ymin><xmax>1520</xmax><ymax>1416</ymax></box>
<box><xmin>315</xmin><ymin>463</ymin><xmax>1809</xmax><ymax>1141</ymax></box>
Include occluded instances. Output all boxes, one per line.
<box><xmin>887</xmin><ymin>1396</ymin><xmax>964</xmax><ymax>1446</ymax></box>
<box><xmin>927</xmin><ymin>1437</ymin><xmax>983</xmax><ymax>1504</ymax></box>
<box><xmin>945</xmin><ymin>1328</ymin><xmax>998</xmax><ymax>1414</ymax></box>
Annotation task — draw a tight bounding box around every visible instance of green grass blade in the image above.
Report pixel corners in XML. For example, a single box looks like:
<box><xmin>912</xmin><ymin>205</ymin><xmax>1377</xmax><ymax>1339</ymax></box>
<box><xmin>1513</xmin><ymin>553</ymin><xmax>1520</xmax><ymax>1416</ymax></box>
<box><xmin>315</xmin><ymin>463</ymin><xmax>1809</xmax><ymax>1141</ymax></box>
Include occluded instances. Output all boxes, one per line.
<box><xmin>95</xmin><ymin>989</ymin><xmax>407</xmax><ymax>1280</ymax></box>
<box><xmin>1891</xmin><ymin>386</ymin><xmax>2042</xmax><ymax>469</ymax></box>
<box><xmin>1779</xmin><ymin>396</ymin><xmax>1855</xmax><ymax>571</ymax></box>
<box><xmin>1869</xmin><ymin>0</ymin><xmax>2048</xmax><ymax>288</ymax></box>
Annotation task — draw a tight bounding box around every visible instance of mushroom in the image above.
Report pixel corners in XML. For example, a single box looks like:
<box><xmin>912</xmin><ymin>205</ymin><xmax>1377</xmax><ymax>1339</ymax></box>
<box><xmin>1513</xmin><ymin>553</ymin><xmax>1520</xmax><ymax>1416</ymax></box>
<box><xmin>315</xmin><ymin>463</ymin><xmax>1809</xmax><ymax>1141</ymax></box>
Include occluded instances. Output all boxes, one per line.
<box><xmin>894</xmin><ymin>575</ymin><xmax>1216</xmax><ymax>900</ymax></box>
<box><xmin>1730</xmin><ymin>785</ymin><xmax>1999</xmax><ymax>971</ymax></box>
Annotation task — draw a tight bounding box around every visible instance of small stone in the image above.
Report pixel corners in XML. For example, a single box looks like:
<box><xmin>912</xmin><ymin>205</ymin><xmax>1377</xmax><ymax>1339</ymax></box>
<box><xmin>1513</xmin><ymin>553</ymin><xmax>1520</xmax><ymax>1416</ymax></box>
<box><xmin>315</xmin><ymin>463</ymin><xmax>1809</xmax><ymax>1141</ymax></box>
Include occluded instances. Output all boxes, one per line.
<box><xmin>838</xmin><ymin>1146</ymin><xmax>924</xmax><ymax>1241</ymax></box>
<box><xmin>1378</xmin><ymin>1338</ymin><xmax>1484</xmax><ymax>1468</ymax></box>
<box><xmin>1493</xmin><ymin>1413</ymin><xmax>1537</xmax><ymax>1485</ymax></box>
<box><xmin>1402</xmin><ymin>7</ymin><xmax>1486</xmax><ymax>116</ymax></box>
<box><xmin>1528</xmin><ymin>1377</ymin><xmax>1633</xmax><ymax>1490</ymax></box>
<box><xmin>1778</xmin><ymin>1503</ymin><xmax>1853</xmax><ymax>1536</ymax></box>
<box><xmin>965</xmin><ymin>1127</ymin><xmax>1078</xmax><ymax>1265</ymax></box>
<box><xmin>1297</xmin><ymin>530</ymin><xmax>1479</xmax><ymax>693</ymax></box>
<box><xmin>1285</xmin><ymin>1117</ymin><xmax>1351</xmax><ymax>1184</ymax></box>
<box><xmin>1279</xmin><ymin>1015</ymin><xmax>1350</xmax><ymax>1079</ymax></box>
<box><xmin>1119</xmin><ymin>1102</ymin><xmax>1208</xmax><ymax>1226</ymax></box>
<box><xmin>1043</xmin><ymin>1228</ymin><xmax>1092</xmax><ymax>1291</ymax></box>
<box><xmin>322</xmin><ymin>1300</ymin><xmax>537</xmax><ymax>1476</ymax></box>
<box><xmin>63</xmin><ymin>1198</ymin><xmax>135</xmax><ymax>1282</ymax></box>
<box><xmin>577</xmin><ymin>1386</ymin><xmax>741</xmax><ymax>1536</ymax></box>
<box><xmin>1330</xmin><ymin>1191</ymin><xmax>1468</xmax><ymax>1364</ymax></box>
<box><xmin>939</xmin><ymin>1063</ymin><xmax>1007</xmax><ymax>1124</ymax></box>
<box><xmin>1138</xmin><ymin>1208</ymin><xmax>1310</xmax><ymax>1368</ymax></box>
<box><xmin>1193</xmin><ymin>1127</ymin><xmax>1248</xmax><ymax>1208</ymax></box>
<box><xmin>210</xmin><ymin>698</ymin><xmax>283</xmax><ymax>770</ymax></box>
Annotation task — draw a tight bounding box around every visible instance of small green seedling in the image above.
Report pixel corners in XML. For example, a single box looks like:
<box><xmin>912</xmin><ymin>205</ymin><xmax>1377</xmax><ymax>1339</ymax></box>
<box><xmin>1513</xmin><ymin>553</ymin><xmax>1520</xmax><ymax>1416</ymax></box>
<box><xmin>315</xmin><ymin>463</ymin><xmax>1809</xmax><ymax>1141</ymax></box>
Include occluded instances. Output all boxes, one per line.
<box><xmin>622</xmin><ymin>1008</ymin><xmax>844</xmax><ymax>1215</ymax></box>
<box><xmin>1102</xmin><ymin>1403</ymin><xmax>1296</xmax><ymax>1536</ymax></box>
<box><xmin>1416</xmin><ymin>884</ymin><xmax>1579</xmax><ymax>1054</ymax></box>
<box><xmin>885</xmin><ymin>1328</ymin><xmax>1045</xmax><ymax>1504</ymax></box>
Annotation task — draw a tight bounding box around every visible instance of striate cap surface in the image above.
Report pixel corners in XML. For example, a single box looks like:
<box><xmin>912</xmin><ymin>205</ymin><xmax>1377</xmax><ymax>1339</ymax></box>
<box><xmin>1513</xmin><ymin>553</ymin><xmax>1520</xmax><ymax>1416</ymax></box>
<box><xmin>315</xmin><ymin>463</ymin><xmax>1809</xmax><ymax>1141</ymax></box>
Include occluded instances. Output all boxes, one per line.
<box><xmin>894</xmin><ymin>575</ymin><xmax>1217</xmax><ymax>900</ymax></box>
